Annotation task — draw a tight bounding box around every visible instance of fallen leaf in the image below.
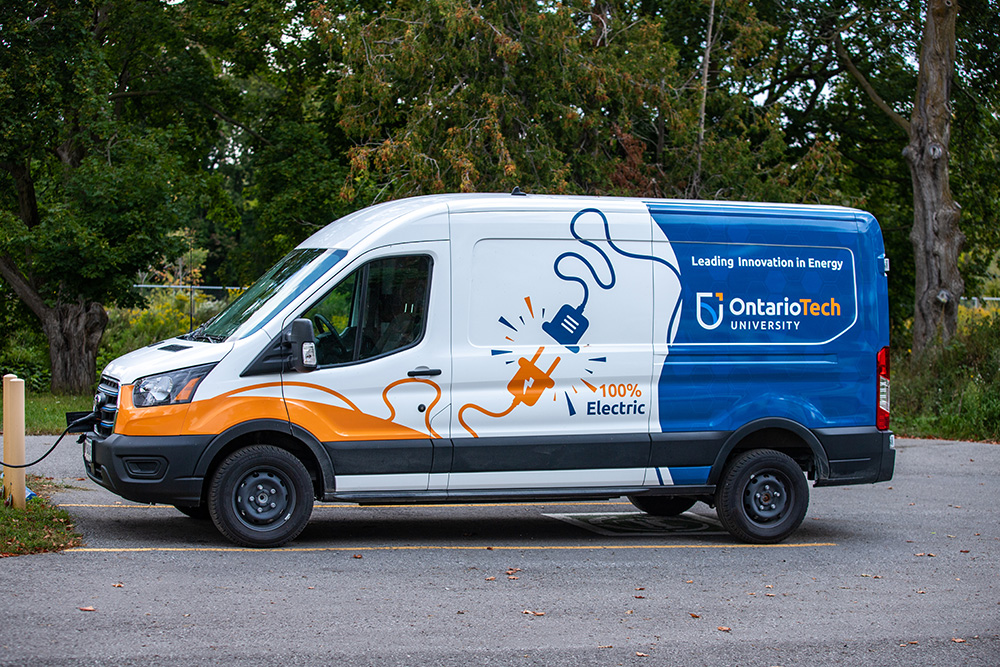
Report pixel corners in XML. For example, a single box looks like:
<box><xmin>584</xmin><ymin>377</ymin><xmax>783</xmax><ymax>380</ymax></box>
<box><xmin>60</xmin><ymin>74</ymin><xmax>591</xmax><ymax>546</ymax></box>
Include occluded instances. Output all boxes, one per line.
<box><xmin>960</xmin><ymin>550</ymin><xmax>970</xmax><ymax>554</ymax></box>
<box><xmin>915</xmin><ymin>553</ymin><xmax>926</xmax><ymax>557</ymax></box>
<box><xmin>718</xmin><ymin>626</ymin><xmax>731</xmax><ymax>632</ymax></box>
<box><xmin>634</xmin><ymin>595</ymin><xmax>645</xmax><ymax>599</ymax></box>
<box><xmin>78</xmin><ymin>607</ymin><xmax>96</xmax><ymax>612</ymax></box>
<box><xmin>112</xmin><ymin>583</ymin><xmax>123</xmax><ymax>588</ymax></box>
<box><xmin>685</xmin><ymin>580</ymin><xmax>694</xmax><ymax>584</ymax></box>
<box><xmin>635</xmin><ymin>587</ymin><xmax>645</xmax><ymax>591</ymax></box>
<box><xmin>522</xmin><ymin>610</ymin><xmax>545</xmax><ymax>616</ymax></box>
<box><xmin>766</xmin><ymin>593</ymin><xmax>775</xmax><ymax>597</ymax></box>
<box><xmin>508</xmin><ymin>576</ymin><xmax>519</xmax><ymax>580</ymax></box>
<box><xmin>598</xmin><ymin>645</ymin><xmax>613</xmax><ymax>649</ymax></box>
<box><xmin>917</xmin><ymin>590</ymin><xmax>926</xmax><ymax>594</ymax></box>
<box><xmin>485</xmin><ymin>576</ymin><xmax>496</xmax><ymax>581</ymax></box>
<box><xmin>505</xmin><ymin>568</ymin><xmax>522</xmax><ymax>575</ymax></box>
<box><xmin>636</xmin><ymin>652</ymin><xmax>649</xmax><ymax>657</ymax></box>
<box><xmin>352</xmin><ymin>554</ymin><xmax>363</xmax><ymax>559</ymax></box>
<box><xmin>952</xmin><ymin>638</ymin><xmax>966</xmax><ymax>643</ymax></box>
<box><xmin>486</xmin><ymin>546</ymin><xmax>494</xmax><ymax>550</ymax></box>
<box><xmin>689</xmin><ymin>613</ymin><xmax>700</xmax><ymax>618</ymax></box>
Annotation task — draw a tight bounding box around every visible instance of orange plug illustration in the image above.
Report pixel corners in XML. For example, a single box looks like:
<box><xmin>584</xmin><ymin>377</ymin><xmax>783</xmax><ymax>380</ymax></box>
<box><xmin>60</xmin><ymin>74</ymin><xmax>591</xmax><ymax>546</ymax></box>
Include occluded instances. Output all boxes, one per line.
<box><xmin>458</xmin><ymin>346</ymin><xmax>562</xmax><ymax>437</ymax></box>
<box><xmin>507</xmin><ymin>346</ymin><xmax>561</xmax><ymax>407</ymax></box>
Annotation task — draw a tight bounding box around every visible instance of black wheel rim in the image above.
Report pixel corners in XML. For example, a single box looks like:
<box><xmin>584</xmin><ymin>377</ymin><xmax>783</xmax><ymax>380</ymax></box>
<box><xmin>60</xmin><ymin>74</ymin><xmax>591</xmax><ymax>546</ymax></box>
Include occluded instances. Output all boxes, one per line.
<box><xmin>741</xmin><ymin>469</ymin><xmax>791</xmax><ymax>525</ymax></box>
<box><xmin>232</xmin><ymin>467</ymin><xmax>294</xmax><ymax>531</ymax></box>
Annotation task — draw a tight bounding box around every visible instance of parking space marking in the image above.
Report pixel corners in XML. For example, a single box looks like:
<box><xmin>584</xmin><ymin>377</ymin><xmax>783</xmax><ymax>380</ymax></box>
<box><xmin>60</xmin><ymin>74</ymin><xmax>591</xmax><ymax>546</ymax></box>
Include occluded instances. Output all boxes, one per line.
<box><xmin>57</xmin><ymin>501</ymin><xmax>636</xmax><ymax>509</ymax></box>
<box><xmin>67</xmin><ymin>542</ymin><xmax>835</xmax><ymax>553</ymax></box>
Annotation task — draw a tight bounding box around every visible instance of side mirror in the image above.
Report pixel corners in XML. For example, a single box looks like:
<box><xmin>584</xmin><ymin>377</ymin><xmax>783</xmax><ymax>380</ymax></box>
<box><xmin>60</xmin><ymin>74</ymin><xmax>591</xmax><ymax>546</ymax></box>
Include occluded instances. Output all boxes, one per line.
<box><xmin>286</xmin><ymin>318</ymin><xmax>317</xmax><ymax>373</ymax></box>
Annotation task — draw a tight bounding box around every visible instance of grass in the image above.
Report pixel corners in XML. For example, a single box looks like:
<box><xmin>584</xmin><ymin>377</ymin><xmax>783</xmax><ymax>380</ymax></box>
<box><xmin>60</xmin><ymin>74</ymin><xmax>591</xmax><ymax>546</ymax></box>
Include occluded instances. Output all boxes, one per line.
<box><xmin>892</xmin><ymin>310</ymin><xmax>1000</xmax><ymax>443</ymax></box>
<box><xmin>1</xmin><ymin>474</ymin><xmax>82</xmax><ymax>557</ymax></box>
<box><xmin>0</xmin><ymin>392</ymin><xmax>93</xmax><ymax>435</ymax></box>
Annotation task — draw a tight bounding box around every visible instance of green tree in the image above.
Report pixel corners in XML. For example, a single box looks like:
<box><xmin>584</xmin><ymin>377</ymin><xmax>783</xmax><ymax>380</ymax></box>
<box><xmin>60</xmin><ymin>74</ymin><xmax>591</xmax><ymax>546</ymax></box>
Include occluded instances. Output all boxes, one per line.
<box><xmin>741</xmin><ymin>0</ymin><xmax>1000</xmax><ymax>351</ymax></box>
<box><xmin>0</xmin><ymin>0</ymin><xmax>236</xmax><ymax>392</ymax></box>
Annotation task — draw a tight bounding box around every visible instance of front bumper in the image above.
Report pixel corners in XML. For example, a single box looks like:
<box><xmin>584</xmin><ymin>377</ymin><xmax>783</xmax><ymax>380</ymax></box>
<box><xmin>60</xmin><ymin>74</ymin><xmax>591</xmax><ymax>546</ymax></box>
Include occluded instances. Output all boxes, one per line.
<box><xmin>84</xmin><ymin>432</ymin><xmax>214</xmax><ymax>506</ymax></box>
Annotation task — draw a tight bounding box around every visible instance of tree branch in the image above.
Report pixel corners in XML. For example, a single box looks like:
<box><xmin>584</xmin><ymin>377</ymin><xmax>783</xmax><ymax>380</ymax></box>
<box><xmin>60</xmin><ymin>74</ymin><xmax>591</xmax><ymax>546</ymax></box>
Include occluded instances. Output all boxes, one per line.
<box><xmin>0</xmin><ymin>161</ymin><xmax>41</xmax><ymax>228</ymax></box>
<box><xmin>106</xmin><ymin>91</ymin><xmax>273</xmax><ymax>146</ymax></box>
<box><xmin>196</xmin><ymin>101</ymin><xmax>273</xmax><ymax>146</ymax></box>
<box><xmin>834</xmin><ymin>33</ymin><xmax>911</xmax><ymax>135</ymax></box>
<box><xmin>0</xmin><ymin>254</ymin><xmax>47</xmax><ymax>321</ymax></box>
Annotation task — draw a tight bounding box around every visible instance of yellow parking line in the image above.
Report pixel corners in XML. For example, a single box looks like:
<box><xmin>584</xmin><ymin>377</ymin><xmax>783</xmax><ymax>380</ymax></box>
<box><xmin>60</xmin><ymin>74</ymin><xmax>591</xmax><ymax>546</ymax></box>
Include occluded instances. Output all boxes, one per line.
<box><xmin>58</xmin><ymin>501</ymin><xmax>634</xmax><ymax>509</ymax></box>
<box><xmin>68</xmin><ymin>542</ymin><xmax>835</xmax><ymax>553</ymax></box>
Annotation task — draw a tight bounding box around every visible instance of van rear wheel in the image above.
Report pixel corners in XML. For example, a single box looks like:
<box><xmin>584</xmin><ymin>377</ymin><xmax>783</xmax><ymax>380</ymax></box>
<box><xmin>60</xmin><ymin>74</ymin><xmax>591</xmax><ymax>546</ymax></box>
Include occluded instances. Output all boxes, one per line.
<box><xmin>208</xmin><ymin>445</ymin><xmax>314</xmax><ymax>548</ymax></box>
<box><xmin>627</xmin><ymin>495</ymin><xmax>697</xmax><ymax>516</ymax></box>
<box><xmin>715</xmin><ymin>449</ymin><xmax>808</xmax><ymax>544</ymax></box>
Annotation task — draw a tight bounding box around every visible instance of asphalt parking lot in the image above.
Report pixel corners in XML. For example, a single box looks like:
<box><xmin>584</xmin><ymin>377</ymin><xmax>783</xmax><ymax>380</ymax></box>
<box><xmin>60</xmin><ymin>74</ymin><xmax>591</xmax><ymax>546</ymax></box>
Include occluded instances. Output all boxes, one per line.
<box><xmin>1</xmin><ymin>435</ymin><xmax>998</xmax><ymax>666</ymax></box>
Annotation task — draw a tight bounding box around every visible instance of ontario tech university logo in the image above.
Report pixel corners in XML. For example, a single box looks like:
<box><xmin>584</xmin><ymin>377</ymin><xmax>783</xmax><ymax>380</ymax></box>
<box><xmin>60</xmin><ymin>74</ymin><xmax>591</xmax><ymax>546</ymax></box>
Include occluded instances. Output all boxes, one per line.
<box><xmin>696</xmin><ymin>292</ymin><xmax>724</xmax><ymax>330</ymax></box>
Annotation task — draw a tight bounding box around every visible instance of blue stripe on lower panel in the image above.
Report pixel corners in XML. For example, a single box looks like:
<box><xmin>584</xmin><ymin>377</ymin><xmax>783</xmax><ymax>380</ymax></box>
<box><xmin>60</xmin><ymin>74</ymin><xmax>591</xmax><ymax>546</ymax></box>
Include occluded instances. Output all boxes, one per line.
<box><xmin>667</xmin><ymin>466</ymin><xmax>711</xmax><ymax>485</ymax></box>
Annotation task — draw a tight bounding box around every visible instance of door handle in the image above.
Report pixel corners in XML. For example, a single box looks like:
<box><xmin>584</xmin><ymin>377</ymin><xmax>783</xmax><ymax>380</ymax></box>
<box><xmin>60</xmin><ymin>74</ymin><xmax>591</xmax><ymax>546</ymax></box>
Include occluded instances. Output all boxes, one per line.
<box><xmin>407</xmin><ymin>367</ymin><xmax>442</xmax><ymax>377</ymax></box>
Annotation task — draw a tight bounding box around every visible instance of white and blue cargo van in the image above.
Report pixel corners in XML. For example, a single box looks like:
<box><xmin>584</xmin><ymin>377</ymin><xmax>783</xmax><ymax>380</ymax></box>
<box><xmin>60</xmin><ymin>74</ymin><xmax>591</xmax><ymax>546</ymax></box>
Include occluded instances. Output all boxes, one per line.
<box><xmin>82</xmin><ymin>193</ymin><xmax>894</xmax><ymax>547</ymax></box>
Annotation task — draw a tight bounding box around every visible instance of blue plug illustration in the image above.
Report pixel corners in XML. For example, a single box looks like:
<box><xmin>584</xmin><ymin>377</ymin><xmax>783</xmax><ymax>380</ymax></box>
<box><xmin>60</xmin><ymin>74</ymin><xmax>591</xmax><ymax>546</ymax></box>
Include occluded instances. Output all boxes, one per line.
<box><xmin>542</xmin><ymin>304</ymin><xmax>589</xmax><ymax>347</ymax></box>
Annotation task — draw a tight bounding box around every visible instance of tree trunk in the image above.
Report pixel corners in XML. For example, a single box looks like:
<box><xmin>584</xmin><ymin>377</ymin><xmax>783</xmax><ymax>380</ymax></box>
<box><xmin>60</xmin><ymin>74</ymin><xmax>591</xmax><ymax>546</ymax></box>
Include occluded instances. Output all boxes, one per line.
<box><xmin>906</xmin><ymin>0</ymin><xmax>963</xmax><ymax>353</ymax></box>
<box><xmin>39</xmin><ymin>301</ymin><xmax>108</xmax><ymax>394</ymax></box>
<box><xmin>0</xmin><ymin>255</ymin><xmax>107</xmax><ymax>394</ymax></box>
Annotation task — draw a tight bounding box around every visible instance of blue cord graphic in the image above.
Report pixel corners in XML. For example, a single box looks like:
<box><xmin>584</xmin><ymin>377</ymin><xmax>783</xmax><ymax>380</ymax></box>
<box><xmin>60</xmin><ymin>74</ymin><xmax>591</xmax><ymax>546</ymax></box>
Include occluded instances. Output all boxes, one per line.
<box><xmin>542</xmin><ymin>207</ymin><xmax>684</xmax><ymax>350</ymax></box>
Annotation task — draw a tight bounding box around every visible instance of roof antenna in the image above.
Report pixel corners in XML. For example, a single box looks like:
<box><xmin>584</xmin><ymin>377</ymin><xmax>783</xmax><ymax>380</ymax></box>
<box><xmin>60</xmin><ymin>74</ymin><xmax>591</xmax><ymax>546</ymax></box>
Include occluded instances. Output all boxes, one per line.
<box><xmin>510</xmin><ymin>186</ymin><xmax>527</xmax><ymax>196</ymax></box>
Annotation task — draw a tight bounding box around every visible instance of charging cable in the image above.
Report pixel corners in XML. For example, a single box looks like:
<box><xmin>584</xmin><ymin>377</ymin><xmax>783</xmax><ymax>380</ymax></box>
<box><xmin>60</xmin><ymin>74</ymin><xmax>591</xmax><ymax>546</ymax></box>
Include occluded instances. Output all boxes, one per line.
<box><xmin>0</xmin><ymin>412</ymin><xmax>96</xmax><ymax>469</ymax></box>
<box><xmin>543</xmin><ymin>207</ymin><xmax>684</xmax><ymax>348</ymax></box>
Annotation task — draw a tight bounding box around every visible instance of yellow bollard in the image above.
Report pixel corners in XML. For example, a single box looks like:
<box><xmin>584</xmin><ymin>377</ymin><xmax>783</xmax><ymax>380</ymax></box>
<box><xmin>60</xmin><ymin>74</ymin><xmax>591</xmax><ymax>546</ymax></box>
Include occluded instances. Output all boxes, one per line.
<box><xmin>3</xmin><ymin>374</ymin><xmax>27</xmax><ymax>509</ymax></box>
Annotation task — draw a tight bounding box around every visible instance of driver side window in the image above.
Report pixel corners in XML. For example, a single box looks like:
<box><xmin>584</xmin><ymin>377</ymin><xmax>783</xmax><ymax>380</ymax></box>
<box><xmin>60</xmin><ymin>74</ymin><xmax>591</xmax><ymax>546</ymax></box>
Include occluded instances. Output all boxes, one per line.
<box><xmin>303</xmin><ymin>255</ymin><xmax>431</xmax><ymax>367</ymax></box>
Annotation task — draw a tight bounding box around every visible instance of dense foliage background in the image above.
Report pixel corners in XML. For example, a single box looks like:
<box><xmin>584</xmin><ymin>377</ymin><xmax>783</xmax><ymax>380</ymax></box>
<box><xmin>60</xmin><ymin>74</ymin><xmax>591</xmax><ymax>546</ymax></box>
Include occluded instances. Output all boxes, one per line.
<box><xmin>1</xmin><ymin>0</ymin><xmax>998</xmax><ymax>433</ymax></box>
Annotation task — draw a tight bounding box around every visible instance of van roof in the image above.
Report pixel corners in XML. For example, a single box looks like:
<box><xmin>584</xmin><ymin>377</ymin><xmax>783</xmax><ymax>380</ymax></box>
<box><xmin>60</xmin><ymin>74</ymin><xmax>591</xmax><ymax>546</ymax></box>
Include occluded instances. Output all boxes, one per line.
<box><xmin>299</xmin><ymin>193</ymin><xmax>865</xmax><ymax>251</ymax></box>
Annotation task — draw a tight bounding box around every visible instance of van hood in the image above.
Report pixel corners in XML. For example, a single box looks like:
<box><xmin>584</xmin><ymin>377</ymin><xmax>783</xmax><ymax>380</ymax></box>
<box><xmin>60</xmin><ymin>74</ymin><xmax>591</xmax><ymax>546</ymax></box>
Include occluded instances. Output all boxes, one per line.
<box><xmin>102</xmin><ymin>338</ymin><xmax>234</xmax><ymax>385</ymax></box>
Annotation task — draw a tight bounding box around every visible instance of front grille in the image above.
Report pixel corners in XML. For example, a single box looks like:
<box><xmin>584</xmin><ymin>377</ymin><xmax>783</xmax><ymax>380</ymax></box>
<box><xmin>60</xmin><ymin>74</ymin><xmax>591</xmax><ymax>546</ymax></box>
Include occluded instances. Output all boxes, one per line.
<box><xmin>95</xmin><ymin>376</ymin><xmax>120</xmax><ymax>437</ymax></box>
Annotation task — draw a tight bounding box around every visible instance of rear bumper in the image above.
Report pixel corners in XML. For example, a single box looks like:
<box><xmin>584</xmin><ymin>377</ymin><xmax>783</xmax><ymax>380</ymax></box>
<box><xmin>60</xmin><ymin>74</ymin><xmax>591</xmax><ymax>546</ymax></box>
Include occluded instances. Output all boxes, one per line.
<box><xmin>814</xmin><ymin>427</ymin><xmax>894</xmax><ymax>486</ymax></box>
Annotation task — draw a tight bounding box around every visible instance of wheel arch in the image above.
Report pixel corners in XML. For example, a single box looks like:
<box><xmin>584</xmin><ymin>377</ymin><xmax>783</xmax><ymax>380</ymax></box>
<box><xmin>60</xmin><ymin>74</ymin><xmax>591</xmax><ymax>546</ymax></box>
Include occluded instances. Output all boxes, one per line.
<box><xmin>708</xmin><ymin>418</ymin><xmax>830</xmax><ymax>486</ymax></box>
<box><xmin>194</xmin><ymin>419</ymin><xmax>335</xmax><ymax>502</ymax></box>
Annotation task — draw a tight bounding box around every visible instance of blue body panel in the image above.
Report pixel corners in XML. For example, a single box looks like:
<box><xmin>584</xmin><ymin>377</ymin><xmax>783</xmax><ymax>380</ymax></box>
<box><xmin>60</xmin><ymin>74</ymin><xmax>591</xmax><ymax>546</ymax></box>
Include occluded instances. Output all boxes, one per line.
<box><xmin>647</xmin><ymin>202</ymin><xmax>889</xmax><ymax>435</ymax></box>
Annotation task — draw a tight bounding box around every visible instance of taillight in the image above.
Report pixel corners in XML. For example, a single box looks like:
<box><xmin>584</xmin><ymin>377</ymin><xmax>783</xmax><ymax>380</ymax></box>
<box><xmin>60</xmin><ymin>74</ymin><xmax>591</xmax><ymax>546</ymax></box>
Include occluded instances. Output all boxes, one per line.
<box><xmin>877</xmin><ymin>346</ymin><xmax>890</xmax><ymax>430</ymax></box>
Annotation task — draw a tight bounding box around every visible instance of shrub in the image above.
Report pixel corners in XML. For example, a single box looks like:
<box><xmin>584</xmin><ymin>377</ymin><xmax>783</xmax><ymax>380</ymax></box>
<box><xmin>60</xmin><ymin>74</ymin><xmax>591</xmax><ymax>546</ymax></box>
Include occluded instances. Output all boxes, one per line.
<box><xmin>97</xmin><ymin>288</ymin><xmax>227</xmax><ymax>372</ymax></box>
<box><xmin>893</xmin><ymin>308</ymin><xmax>1000</xmax><ymax>442</ymax></box>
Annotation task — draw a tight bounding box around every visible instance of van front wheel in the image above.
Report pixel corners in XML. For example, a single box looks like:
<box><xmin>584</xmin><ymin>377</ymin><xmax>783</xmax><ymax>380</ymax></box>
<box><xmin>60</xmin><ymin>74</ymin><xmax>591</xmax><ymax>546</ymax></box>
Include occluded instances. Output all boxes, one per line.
<box><xmin>715</xmin><ymin>449</ymin><xmax>808</xmax><ymax>544</ymax></box>
<box><xmin>208</xmin><ymin>445</ymin><xmax>314</xmax><ymax>548</ymax></box>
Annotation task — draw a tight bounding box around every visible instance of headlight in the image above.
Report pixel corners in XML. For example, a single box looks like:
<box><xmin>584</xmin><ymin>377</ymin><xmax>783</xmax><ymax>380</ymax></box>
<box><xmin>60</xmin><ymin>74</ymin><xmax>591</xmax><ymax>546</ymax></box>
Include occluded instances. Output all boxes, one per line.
<box><xmin>133</xmin><ymin>364</ymin><xmax>216</xmax><ymax>408</ymax></box>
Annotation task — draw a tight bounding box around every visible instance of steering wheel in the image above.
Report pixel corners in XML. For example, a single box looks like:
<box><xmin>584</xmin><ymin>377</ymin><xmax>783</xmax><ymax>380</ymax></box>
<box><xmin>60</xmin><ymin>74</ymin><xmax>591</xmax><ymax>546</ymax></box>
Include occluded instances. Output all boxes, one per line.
<box><xmin>313</xmin><ymin>314</ymin><xmax>334</xmax><ymax>334</ymax></box>
<box><xmin>313</xmin><ymin>314</ymin><xmax>346</xmax><ymax>359</ymax></box>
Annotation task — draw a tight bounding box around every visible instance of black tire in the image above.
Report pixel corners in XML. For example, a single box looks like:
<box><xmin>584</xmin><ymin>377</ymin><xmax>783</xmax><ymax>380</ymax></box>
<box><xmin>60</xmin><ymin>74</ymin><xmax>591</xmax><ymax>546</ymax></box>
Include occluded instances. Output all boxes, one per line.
<box><xmin>715</xmin><ymin>449</ymin><xmax>808</xmax><ymax>544</ymax></box>
<box><xmin>174</xmin><ymin>504</ymin><xmax>211</xmax><ymax>520</ymax></box>
<box><xmin>627</xmin><ymin>495</ymin><xmax>697</xmax><ymax>516</ymax></box>
<box><xmin>208</xmin><ymin>445</ymin><xmax>314</xmax><ymax>548</ymax></box>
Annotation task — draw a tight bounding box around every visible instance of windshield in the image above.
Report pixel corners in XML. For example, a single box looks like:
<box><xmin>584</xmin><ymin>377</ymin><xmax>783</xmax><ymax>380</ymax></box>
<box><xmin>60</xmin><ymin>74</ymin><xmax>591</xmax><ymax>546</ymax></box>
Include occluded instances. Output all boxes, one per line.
<box><xmin>191</xmin><ymin>248</ymin><xmax>344</xmax><ymax>342</ymax></box>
